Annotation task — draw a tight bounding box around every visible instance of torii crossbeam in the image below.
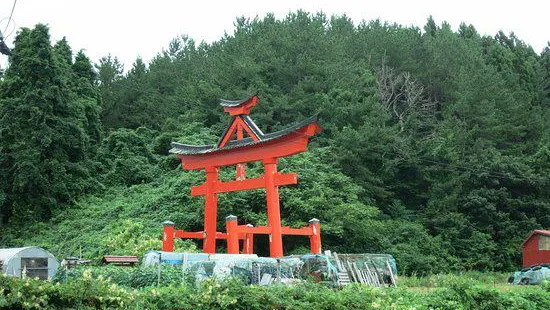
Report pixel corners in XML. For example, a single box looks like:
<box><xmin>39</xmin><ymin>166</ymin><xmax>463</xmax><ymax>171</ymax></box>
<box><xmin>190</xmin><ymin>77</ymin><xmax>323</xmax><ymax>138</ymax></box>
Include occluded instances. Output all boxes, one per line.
<box><xmin>163</xmin><ymin>95</ymin><xmax>322</xmax><ymax>257</ymax></box>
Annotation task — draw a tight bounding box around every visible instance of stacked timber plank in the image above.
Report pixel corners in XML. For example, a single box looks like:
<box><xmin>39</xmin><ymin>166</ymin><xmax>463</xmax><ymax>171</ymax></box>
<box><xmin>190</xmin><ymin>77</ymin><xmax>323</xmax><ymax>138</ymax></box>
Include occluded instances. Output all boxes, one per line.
<box><xmin>324</xmin><ymin>251</ymin><xmax>397</xmax><ymax>287</ymax></box>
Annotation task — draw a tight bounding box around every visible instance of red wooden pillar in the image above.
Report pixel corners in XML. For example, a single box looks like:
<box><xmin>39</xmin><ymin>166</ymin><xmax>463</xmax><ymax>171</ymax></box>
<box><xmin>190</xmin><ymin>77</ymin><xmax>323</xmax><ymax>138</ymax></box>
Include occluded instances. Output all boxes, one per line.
<box><xmin>226</xmin><ymin>215</ymin><xmax>240</xmax><ymax>254</ymax></box>
<box><xmin>243</xmin><ymin>224</ymin><xmax>254</xmax><ymax>254</ymax></box>
<box><xmin>264</xmin><ymin>158</ymin><xmax>284</xmax><ymax>257</ymax></box>
<box><xmin>162</xmin><ymin>220</ymin><xmax>175</xmax><ymax>252</ymax></box>
<box><xmin>203</xmin><ymin>167</ymin><xmax>219</xmax><ymax>253</ymax></box>
<box><xmin>236</xmin><ymin>124</ymin><xmax>247</xmax><ymax>180</ymax></box>
<box><xmin>309</xmin><ymin>218</ymin><xmax>321</xmax><ymax>254</ymax></box>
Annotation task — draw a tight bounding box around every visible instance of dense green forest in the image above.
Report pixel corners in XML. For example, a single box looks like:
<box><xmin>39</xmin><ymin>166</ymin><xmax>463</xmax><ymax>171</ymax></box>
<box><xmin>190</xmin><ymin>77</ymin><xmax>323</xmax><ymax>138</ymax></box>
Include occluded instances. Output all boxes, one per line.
<box><xmin>0</xmin><ymin>12</ymin><xmax>549</xmax><ymax>275</ymax></box>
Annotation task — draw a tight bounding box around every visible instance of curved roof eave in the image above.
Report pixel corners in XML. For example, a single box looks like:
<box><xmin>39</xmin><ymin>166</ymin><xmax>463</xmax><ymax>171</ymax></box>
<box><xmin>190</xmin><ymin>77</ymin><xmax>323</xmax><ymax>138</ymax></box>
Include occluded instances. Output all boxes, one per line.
<box><xmin>218</xmin><ymin>93</ymin><xmax>258</xmax><ymax>107</ymax></box>
<box><xmin>169</xmin><ymin>115</ymin><xmax>319</xmax><ymax>156</ymax></box>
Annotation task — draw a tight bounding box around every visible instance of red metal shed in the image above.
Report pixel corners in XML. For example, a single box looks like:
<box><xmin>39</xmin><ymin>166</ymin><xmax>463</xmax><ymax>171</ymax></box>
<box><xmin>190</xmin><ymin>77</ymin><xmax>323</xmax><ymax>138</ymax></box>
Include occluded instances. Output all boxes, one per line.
<box><xmin>522</xmin><ymin>230</ymin><xmax>550</xmax><ymax>267</ymax></box>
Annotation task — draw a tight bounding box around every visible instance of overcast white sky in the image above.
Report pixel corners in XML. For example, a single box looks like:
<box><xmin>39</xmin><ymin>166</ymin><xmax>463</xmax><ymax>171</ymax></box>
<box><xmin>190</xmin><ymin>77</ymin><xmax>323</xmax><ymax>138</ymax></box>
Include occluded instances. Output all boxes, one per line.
<box><xmin>0</xmin><ymin>0</ymin><xmax>548</xmax><ymax>70</ymax></box>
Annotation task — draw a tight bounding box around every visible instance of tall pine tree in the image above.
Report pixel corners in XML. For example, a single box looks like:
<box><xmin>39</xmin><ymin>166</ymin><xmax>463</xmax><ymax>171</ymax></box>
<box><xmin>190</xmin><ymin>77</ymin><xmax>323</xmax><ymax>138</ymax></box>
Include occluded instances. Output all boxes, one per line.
<box><xmin>0</xmin><ymin>24</ymin><xmax>96</xmax><ymax>223</ymax></box>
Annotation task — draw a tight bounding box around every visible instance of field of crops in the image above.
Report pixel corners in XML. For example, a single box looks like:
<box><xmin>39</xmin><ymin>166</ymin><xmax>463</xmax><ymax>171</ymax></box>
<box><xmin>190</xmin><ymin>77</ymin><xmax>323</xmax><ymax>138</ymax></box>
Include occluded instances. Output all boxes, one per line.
<box><xmin>1</xmin><ymin>269</ymin><xmax>549</xmax><ymax>309</ymax></box>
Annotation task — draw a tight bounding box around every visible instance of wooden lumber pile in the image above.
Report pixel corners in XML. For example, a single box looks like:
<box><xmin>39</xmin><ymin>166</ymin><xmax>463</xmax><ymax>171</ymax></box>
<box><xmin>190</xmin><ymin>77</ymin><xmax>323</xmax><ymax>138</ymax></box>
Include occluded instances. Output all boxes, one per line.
<box><xmin>324</xmin><ymin>251</ymin><xmax>396</xmax><ymax>287</ymax></box>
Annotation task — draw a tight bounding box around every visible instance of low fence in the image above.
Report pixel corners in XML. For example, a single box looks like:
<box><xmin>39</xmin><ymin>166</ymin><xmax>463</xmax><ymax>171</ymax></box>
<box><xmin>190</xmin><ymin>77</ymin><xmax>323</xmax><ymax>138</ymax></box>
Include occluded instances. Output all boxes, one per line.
<box><xmin>143</xmin><ymin>251</ymin><xmax>395</xmax><ymax>287</ymax></box>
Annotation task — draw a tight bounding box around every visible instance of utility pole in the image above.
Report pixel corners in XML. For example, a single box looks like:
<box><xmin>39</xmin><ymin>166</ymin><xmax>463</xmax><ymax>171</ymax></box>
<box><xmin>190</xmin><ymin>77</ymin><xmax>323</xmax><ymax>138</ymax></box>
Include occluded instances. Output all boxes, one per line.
<box><xmin>0</xmin><ymin>29</ymin><xmax>11</xmax><ymax>56</ymax></box>
<box><xmin>1</xmin><ymin>0</ymin><xmax>16</xmax><ymax>56</ymax></box>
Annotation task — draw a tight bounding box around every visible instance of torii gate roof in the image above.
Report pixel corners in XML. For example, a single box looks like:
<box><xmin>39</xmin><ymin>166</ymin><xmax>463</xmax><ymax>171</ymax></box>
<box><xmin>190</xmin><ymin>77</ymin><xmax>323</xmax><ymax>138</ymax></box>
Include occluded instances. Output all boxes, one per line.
<box><xmin>169</xmin><ymin>96</ymin><xmax>321</xmax><ymax>170</ymax></box>
<box><xmin>170</xmin><ymin>115</ymin><xmax>318</xmax><ymax>156</ymax></box>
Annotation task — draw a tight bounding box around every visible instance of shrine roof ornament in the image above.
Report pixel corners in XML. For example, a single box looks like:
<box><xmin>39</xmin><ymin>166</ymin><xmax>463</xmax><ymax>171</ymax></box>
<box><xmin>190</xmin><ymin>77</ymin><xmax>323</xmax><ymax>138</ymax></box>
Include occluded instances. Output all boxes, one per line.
<box><xmin>218</xmin><ymin>95</ymin><xmax>256</xmax><ymax>107</ymax></box>
<box><xmin>219</xmin><ymin>94</ymin><xmax>258</xmax><ymax>116</ymax></box>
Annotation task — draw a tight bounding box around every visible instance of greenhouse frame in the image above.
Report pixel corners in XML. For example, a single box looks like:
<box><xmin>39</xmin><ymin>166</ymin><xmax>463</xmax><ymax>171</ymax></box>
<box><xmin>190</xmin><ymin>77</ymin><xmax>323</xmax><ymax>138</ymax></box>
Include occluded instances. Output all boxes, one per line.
<box><xmin>0</xmin><ymin>246</ymin><xmax>59</xmax><ymax>279</ymax></box>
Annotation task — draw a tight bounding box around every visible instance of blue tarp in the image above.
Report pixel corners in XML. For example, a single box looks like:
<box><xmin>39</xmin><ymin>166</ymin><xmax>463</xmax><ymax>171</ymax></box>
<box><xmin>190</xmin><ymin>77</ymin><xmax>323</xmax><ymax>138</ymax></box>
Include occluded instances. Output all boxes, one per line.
<box><xmin>509</xmin><ymin>265</ymin><xmax>550</xmax><ymax>285</ymax></box>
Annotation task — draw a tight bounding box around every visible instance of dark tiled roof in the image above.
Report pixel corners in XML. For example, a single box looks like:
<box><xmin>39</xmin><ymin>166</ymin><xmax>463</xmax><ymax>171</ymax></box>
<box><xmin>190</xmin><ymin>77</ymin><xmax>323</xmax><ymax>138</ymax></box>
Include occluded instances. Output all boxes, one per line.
<box><xmin>219</xmin><ymin>94</ymin><xmax>257</xmax><ymax>107</ymax></box>
<box><xmin>242</xmin><ymin>115</ymin><xmax>264</xmax><ymax>137</ymax></box>
<box><xmin>170</xmin><ymin>115</ymin><xmax>318</xmax><ymax>156</ymax></box>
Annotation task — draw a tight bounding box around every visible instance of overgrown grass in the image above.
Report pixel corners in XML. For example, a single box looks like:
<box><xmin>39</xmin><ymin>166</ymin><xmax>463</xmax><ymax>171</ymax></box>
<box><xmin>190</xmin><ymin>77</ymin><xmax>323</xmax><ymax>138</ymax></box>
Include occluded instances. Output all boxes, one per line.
<box><xmin>0</xmin><ymin>171</ymin><xmax>203</xmax><ymax>262</ymax></box>
<box><xmin>53</xmin><ymin>265</ymin><xmax>194</xmax><ymax>289</ymax></box>
<box><xmin>398</xmin><ymin>271</ymin><xmax>511</xmax><ymax>289</ymax></box>
<box><xmin>1</xmin><ymin>272</ymin><xmax>549</xmax><ymax>310</ymax></box>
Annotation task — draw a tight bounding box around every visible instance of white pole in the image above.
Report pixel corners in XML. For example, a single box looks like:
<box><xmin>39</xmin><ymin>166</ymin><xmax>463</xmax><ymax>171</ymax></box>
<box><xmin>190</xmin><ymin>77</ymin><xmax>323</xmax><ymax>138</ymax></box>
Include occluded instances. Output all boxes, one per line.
<box><xmin>157</xmin><ymin>253</ymin><xmax>161</xmax><ymax>286</ymax></box>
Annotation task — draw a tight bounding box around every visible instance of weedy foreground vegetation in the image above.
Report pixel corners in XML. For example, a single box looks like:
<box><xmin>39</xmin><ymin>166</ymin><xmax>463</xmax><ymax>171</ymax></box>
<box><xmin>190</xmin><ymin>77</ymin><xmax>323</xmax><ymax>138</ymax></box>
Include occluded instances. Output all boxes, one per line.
<box><xmin>1</xmin><ymin>270</ymin><xmax>550</xmax><ymax>309</ymax></box>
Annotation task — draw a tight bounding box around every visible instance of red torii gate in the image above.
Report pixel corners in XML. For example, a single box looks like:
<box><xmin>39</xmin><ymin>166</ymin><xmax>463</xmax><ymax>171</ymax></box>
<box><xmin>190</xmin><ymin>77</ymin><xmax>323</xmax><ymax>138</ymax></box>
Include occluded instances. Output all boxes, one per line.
<box><xmin>163</xmin><ymin>95</ymin><xmax>322</xmax><ymax>257</ymax></box>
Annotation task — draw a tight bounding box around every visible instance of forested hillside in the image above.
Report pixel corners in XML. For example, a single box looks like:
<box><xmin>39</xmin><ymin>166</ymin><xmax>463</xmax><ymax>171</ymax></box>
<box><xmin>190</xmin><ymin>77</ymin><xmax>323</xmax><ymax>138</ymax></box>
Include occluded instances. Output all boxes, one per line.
<box><xmin>1</xmin><ymin>12</ymin><xmax>549</xmax><ymax>275</ymax></box>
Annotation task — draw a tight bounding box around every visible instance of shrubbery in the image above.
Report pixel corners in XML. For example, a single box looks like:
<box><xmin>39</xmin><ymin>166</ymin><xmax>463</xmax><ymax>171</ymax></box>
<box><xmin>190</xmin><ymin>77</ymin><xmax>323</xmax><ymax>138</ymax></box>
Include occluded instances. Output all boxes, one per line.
<box><xmin>53</xmin><ymin>265</ymin><xmax>188</xmax><ymax>288</ymax></box>
<box><xmin>1</xmin><ymin>272</ymin><xmax>549</xmax><ymax>309</ymax></box>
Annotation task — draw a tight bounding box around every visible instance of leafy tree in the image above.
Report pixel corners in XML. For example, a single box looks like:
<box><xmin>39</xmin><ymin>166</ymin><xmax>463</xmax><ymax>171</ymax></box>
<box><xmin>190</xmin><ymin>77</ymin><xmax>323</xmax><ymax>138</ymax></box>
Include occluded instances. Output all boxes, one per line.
<box><xmin>458</xmin><ymin>23</ymin><xmax>478</xmax><ymax>39</ymax></box>
<box><xmin>72</xmin><ymin>50</ymin><xmax>102</xmax><ymax>147</ymax></box>
<box><xmin>95</xmin><ymin>54</ymin><xmax>123</xmax><ymax>128</ymax></box>
<box><xmin>0</xmin><ymin>25</ymin><xmax>94</xmax><ymax>223</ymax></box>
<box><xmin>423</xmin><ymin>16</ymin><xmax>438</xmax><ymax>37</ymax></box>
<box><xmin>97</xmin><ymin>128</ymin><xmax>160</xmax><ymax>186</ymax></box>
<box><xmin>540</xmin><ymin>45</ymin><xmax>550</xmax><ymax>146</ymax></box>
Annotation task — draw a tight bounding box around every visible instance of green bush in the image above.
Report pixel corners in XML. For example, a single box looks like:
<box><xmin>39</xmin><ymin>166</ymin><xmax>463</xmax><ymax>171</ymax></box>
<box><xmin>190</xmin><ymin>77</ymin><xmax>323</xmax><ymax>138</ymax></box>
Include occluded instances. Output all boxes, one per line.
<box><xmin>399</xmin><ymin>272</ymin><xmax>511</xmax><ymax>288</ymax></box>
<box><xmin>424</xmin><ymin>283</ymin><xmax>550</xmax><ymax>310</ymax></box>
<box><xmin>53</xmin><ymin>265</ymin><xmax>190</xmax><ymax>288</ymax></box>
<box><xmin>1</xmin><ymin>272</ymin><xmax>131</xmax><ymax>309</ymax></box>
<box><xmin>2</xmin><ymin>272</ymin><xmax>549</xmax><ymax>309</ymax></box>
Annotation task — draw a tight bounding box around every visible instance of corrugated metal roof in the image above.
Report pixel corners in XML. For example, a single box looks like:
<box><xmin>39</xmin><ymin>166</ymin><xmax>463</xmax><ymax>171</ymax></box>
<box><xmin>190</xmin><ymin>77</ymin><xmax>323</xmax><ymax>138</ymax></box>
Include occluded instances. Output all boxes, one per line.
<box><xmin>534</xmin><ymin>230</ymin><xmax>550</xmax><ymax>236</ymax></box>
<box><xmin>521</xmin><ymin>230</ymin><xmax>550</xmax><ymax>247</ymax></box>
<box><xmin>102</xmin><ymin>255</ymin><xmax>139</xmax><ymax>263</ymax></box>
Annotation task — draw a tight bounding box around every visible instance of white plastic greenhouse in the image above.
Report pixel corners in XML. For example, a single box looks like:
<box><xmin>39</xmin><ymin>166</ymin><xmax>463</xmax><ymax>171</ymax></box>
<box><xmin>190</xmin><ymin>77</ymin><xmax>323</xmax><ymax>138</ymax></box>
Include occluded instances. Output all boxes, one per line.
<box><xmin>0</xmin><ymin>246</ymin><xmax>59</xmax><ymax>279</ymax></box>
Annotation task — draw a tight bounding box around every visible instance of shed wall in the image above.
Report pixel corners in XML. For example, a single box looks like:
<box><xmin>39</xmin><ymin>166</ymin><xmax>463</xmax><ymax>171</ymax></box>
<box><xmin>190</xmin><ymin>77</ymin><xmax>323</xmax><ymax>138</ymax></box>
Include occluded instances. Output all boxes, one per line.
<box><xmin>523</xmin><ymin>235</ymin><xmax>550</xmax><ymax>267</ymax></box>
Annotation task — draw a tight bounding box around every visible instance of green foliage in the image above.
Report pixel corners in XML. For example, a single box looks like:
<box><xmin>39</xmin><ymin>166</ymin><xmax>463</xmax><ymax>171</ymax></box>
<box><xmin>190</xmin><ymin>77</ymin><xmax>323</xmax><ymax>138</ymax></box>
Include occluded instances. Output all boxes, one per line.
<box><xmin>100</xmin><ymin>220</ymin><xmax>162</xmax><ymax>257</ymax></box>
<box><xmin>53</xmin><ymin>265</ymin><xmax>191</xmax><ymax>288</ymax></box>
<box><xmin>0</xmin><ymin>25</ymin><xmax>101</xmax><ymax>223</ymax></box>
<box><xmin>399</xmin><ymin>272</ymin><xmax>510</xmax><ymax>288</ymax></box>
<box><xmin>0</xmin><ymin>171</ymin><xmax>202</xmax><ymax>260</ymax></box>
<box><xmin>1</xmin><ymin>273</ymin><xmax>550</xmax><ymax>309</ymax></box>
<box><xmin>97</xmin><ymin>128</ymin><xmax>160</xmax><ymax>186</ymax></box>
